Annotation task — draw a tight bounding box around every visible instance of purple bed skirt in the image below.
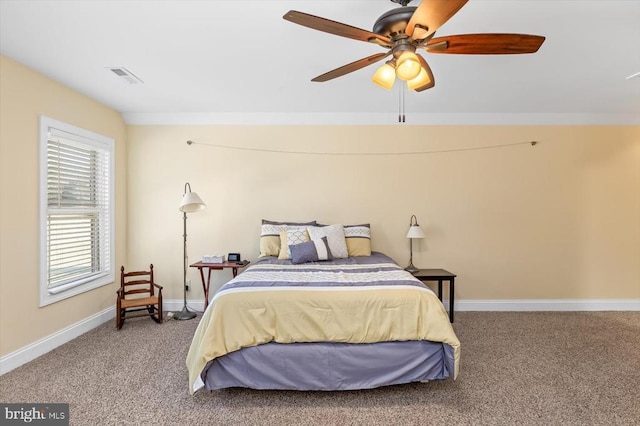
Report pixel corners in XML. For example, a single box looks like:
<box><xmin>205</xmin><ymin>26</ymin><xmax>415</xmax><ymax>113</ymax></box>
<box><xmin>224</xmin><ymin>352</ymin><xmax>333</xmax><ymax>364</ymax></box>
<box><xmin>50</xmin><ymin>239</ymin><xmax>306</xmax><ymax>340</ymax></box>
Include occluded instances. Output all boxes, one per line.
<box><xmin>202</xmin><ymin>340</ymin><xmax>455</xmax><ymax>391</ymax></box>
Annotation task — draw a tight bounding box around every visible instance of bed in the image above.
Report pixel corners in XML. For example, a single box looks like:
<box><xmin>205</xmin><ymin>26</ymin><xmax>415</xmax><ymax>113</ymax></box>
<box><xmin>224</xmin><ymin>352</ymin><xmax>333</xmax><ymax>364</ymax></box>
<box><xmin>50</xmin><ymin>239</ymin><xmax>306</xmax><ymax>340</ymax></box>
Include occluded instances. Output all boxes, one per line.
<box><xmin>186</xmin><ymin>249</ymin><xmax>460</xmax><ymax>394</ymax></box>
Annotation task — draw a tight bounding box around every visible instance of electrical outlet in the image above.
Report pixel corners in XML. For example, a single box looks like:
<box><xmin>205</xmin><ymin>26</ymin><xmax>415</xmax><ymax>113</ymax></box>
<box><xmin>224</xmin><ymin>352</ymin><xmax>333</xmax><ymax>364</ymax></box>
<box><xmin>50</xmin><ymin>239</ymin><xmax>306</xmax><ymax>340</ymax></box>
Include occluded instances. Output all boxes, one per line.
<box><xmin>186</xmin><ymin>279</ymin><xmax>191</xmax><ymax>291</ymax></box>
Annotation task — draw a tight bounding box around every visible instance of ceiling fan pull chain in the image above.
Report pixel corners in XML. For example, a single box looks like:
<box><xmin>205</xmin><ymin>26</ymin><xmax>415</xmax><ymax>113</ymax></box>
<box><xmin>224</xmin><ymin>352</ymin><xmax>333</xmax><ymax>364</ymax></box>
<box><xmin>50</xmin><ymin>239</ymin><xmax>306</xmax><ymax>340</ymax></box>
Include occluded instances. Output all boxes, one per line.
<box><xmin>398</xmin><ymin>83</ymin><xmax>402</xmax><ymax>123</ymax></box>
<box><xmin>398</xmin><ymin>84</ymin><xmax>406</xmax><ymax>123</ymax></box>
<box><xmin>402</xmin><ymin>84</ymin><xmax>406</xmax><ymax>123</ymax></box>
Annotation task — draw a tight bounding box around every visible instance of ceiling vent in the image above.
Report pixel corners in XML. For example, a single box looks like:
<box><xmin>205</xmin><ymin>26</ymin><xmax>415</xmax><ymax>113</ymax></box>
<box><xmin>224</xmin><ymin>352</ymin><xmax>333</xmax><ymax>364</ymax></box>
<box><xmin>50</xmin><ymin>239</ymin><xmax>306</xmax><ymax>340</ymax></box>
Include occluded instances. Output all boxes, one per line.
<box><xmin>107</xmin><ymin>67</ymin><xmax>143</xmax><ymax>84</ymax></box>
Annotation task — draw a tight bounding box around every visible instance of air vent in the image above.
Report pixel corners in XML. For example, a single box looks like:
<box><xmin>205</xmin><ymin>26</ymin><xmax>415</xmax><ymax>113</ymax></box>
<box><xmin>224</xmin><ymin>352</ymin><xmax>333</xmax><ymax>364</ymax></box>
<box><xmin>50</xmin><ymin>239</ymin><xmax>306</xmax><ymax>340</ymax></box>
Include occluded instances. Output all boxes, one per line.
<box><xmin>107</xmin><ymin>67</ymin><xmax>143</xmax><ymax>84</ymax></box>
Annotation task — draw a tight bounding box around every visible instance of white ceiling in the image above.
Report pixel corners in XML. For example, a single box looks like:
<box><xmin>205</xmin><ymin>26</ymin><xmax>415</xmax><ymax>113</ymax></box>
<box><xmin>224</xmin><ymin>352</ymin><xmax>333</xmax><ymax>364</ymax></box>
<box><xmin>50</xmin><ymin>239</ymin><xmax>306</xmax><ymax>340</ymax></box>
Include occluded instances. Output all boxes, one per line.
<box><xmin>1</xmin><ymin>0</ymin><xmax>639</xmax><ymax>125</ymax></box>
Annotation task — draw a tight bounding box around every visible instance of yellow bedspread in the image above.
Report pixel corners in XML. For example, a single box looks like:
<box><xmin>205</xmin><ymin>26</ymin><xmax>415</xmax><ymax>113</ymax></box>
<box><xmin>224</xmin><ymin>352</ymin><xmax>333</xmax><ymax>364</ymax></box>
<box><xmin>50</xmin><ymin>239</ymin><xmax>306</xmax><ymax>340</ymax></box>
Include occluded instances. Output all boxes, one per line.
<box><xmin>186</xmin><ymin>264</ymin><xmax>460</xmax><ymax>394</ymax></box>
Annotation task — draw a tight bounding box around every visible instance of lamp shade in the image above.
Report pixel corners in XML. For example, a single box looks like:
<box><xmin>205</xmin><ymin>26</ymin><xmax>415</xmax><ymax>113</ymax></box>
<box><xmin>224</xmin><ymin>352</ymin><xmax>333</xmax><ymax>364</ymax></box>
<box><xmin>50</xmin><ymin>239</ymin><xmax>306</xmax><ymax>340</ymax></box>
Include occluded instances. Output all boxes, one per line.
<box><xmin>396</xmin><ymin>51</ymin><xmax>422</xmax><ymax>81</ymax></box>
<box><xmin>406</xmin><ymin>225</ymin><xmax>426</xmax><ymax>239</ymax></box>
<box><xmin>406</xmin><ymin>67</ymin><xmax>431</xmax><ymax>91</ymax></box>
<box><xmin>372</xmin><ymin>62</ymin><xmax>396</xmax><ymax>90</ymax></box>
<box><xmin>179</xmin><ymin>183</ymin><xmax>206</xmax><ymax>213</ymax></box>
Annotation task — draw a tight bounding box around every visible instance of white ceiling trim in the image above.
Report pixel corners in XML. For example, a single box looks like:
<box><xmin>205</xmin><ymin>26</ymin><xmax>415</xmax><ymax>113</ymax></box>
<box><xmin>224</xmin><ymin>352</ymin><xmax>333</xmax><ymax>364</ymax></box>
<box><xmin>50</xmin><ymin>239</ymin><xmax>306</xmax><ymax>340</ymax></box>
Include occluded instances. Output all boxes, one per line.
<box><xmin>123</xmin><ymin>112</ymin><xmax>640</xmax><ymax>126</ymax></box>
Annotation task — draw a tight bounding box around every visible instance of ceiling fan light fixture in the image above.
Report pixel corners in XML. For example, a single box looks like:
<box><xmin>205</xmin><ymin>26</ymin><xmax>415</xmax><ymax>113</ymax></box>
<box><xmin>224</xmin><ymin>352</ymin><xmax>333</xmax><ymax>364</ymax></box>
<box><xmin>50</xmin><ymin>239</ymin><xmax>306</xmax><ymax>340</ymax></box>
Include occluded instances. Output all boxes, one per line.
<box><xmin>396</xmin><ymin>51</ymin><xmax>421</xmax><ymax>81</ymax></box>
<box><xmin>372</xmin><ymin>61</ymin><xmax>396</xmax><ymax>90</ymax></box>
<box><xmin>406</xmin><ymin>67</ymin><xmax>431</xmax><ymax>90</ymax></box>
<box><xmin>283</xmin><ymin>3</ymin><xmax>545</xmax><ymax>99</ymax></box>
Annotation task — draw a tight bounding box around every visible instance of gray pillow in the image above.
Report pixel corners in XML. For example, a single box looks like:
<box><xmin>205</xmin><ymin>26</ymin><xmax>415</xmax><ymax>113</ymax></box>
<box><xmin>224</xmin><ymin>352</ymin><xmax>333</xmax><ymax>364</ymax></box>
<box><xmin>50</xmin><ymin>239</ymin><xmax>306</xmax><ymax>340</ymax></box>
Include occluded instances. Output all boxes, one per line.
<box><xmin>290</xmin><ymin>237</ymin><xmax>333</xmax><ymax>264</ymax></box>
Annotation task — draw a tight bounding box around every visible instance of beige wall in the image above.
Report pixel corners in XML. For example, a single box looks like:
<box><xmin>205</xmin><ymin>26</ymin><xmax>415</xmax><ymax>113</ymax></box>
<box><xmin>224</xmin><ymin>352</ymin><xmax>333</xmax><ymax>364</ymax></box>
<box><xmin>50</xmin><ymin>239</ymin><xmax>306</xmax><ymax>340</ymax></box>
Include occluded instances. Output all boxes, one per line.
<box><xmin>127</xmin><ymin>125</ymin><xmax>639</xmax><ymax>302</ymax></box>
<box><xmin>1</xmin><ymin>53</ymin><xmax>638</xmax><ymax>360</ymax></box>
<box><xmin>0</xmin><ymin>55</ymin><xmax>127</xmax><ymax>356</ymax></box>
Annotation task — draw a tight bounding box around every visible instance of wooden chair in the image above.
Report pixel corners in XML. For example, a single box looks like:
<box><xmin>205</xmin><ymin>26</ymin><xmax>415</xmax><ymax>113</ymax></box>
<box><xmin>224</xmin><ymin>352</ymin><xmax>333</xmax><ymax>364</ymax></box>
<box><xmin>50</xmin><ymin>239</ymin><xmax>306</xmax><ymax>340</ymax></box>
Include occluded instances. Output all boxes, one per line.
<box><xmin>116</xmin><ymin>264</ymin><xmax>163</xmax><ymax>330</ymax></box>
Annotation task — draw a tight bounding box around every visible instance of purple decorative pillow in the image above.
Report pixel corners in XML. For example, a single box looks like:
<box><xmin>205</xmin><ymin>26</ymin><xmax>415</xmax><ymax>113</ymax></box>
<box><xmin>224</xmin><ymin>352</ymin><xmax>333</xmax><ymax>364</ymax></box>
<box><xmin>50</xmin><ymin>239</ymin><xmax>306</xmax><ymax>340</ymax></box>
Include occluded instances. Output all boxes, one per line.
<box><xmin>290</xmin><ymin>237</ymin><xmax>333</xmax><ymax>264</ymax></box>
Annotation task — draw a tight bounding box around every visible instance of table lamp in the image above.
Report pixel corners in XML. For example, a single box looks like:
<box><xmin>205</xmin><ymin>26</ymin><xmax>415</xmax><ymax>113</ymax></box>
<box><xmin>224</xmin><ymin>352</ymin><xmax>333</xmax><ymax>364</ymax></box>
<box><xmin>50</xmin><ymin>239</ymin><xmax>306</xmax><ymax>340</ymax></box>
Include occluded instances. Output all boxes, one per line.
<box><xmin>405</xmin><ymin>214</ymin><xmax>425</xmax><ymax>274</ymax></box>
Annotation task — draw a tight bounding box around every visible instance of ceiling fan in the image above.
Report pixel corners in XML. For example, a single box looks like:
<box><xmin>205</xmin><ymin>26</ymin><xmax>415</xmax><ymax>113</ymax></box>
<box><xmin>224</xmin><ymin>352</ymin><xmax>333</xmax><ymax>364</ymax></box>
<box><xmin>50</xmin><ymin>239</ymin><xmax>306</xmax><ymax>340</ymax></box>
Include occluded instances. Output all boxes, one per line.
<box><xmin>283</xmin><ymin>0</ymin><xmax>545</xmax><ymax>92</ymax></box>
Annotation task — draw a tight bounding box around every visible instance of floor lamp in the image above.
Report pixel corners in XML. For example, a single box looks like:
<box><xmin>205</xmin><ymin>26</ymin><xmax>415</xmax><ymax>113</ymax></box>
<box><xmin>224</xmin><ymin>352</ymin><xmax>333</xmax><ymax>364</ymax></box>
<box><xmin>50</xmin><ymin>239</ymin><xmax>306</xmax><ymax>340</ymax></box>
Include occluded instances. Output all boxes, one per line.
<box><xmin>405</xmin><ymin>214</ymin><xmax>425</xmax><ymax>274</ymax></box>
<box><xmin>175</xmin><ymin>182</ymin><xmax>206</xmax><ymax>320</ymax></box>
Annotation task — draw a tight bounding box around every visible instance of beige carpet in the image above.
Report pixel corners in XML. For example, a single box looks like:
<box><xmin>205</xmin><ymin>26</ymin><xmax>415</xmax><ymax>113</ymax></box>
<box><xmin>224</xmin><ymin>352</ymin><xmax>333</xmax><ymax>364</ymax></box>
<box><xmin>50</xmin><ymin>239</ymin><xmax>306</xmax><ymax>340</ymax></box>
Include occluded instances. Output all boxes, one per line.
<box><xmin>1</xmin><ymin>312</ymin><xmax>639</xmax><ymax>425</ymax></box>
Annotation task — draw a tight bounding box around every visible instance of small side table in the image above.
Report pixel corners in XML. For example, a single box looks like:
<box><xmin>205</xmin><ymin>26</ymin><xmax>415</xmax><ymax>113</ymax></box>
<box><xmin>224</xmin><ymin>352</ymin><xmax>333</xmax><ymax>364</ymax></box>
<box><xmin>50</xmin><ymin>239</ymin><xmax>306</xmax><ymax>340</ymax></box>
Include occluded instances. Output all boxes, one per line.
<box><xmin>413</xmin><ymin>269</ymin><xmax>456</xmax><ymax>323</ymax></box>
<box><xmin>189</xmin><ymin>261</ymin><xmax>250</xmax><ymax>310</ymax></box>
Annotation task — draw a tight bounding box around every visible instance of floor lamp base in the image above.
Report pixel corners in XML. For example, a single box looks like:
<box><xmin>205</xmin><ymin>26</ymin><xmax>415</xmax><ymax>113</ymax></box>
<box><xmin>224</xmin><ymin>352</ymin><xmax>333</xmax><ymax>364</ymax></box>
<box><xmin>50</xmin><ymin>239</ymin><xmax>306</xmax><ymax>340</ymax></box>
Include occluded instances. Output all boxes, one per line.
<box><xmin>174</xmin><ymin>305</ymin><xmax>197</xmax><ymax>320</ymax></box>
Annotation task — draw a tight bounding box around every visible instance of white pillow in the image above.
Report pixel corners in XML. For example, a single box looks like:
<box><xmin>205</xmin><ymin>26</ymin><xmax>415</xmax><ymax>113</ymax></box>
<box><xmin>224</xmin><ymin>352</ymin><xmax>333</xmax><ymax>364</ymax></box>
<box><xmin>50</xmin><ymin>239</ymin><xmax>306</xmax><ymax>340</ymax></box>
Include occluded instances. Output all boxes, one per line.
<box><xmin>307</xmin><ymin>224</ymin><xmax>348</xmax><ymax>259</ymax></box>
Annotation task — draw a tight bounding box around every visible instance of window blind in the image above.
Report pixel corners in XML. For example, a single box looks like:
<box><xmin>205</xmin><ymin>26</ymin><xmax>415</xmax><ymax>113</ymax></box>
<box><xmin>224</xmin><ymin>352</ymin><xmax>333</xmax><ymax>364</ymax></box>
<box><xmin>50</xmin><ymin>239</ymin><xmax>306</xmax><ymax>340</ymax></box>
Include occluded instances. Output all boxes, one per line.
<box><xmin>46</xmin><ymin>130</ymin><xmax>111</xmax><ymax>293</ymax></box>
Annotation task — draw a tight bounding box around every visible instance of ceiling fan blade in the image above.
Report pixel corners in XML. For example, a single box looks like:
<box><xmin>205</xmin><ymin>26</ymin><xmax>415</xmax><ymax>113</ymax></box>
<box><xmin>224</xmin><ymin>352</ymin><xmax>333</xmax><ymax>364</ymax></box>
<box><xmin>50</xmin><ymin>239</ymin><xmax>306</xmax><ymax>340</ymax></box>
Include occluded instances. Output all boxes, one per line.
<box><xmin>414</xmin><ymin>54</ymin><xmax>435</xmax><ymax>92</ymax></box>
<box><xmin>406</xmin><ymin>0</ymin><xmax>469</xmax><ymax>39</ymax></box>
<box><xmin>426</xmin><ymin>34</ymin><xmax>546</xmax><ymax>54</ymax></box>
<box><xmin>311</xmin><ymin>52</ymin><xmax>391</xmax><ymax>82</ymax></box>
<box><xmin>283</xmin><ymin>10</ymin><xmax>391</xmax><ymax>46</ymax></box>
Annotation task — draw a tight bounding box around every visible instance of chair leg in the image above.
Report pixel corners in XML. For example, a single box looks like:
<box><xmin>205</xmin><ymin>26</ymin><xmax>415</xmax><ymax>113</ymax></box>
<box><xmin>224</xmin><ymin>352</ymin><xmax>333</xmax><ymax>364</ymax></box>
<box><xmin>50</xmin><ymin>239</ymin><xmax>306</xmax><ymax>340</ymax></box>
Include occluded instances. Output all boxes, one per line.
<box><xmin>149</xmin><ymin>305</ymin><xmax>162</xmax><ymax>324</ymax></box>
<box><xmin>116</xmin><ymin>300</ymin><xmax>122</xmax><ymax>330</ymax></box>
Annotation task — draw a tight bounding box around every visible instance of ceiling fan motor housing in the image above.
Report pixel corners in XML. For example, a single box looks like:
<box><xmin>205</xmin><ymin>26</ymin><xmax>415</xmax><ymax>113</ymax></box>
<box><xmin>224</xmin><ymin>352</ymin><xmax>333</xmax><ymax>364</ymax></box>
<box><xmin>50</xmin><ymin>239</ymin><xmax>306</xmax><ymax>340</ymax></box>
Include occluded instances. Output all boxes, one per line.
<box><xmin>372</xmin><ymin>7</ymin><xmax>417</xmax><ymax>37</ymax></box>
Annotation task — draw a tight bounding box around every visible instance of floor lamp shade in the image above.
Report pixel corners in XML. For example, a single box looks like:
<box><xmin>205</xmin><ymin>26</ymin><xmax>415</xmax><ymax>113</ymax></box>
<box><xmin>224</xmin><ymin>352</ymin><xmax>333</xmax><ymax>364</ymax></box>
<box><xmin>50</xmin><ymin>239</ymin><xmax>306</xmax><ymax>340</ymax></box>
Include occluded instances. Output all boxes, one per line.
<box><xmin>179</xmin><ymin>185</ymin><xmax>206</xmax><ymax>213</ymax></box>
<box><xmin>405</xmin><ymin>215</ymin><xmax>425</xmax><ymax>273</ymax></box>
<box><xmin>175</xmin><ymin>182</ymin><xmax>206</xmax><ymax>320</ymax></box>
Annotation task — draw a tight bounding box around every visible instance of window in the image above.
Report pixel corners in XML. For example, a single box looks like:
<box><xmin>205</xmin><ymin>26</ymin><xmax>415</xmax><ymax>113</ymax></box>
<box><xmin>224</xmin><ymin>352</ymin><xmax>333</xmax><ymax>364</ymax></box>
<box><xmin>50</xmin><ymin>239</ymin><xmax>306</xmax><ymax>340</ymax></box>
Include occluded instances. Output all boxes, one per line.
<box><xmin>39</xmin><ymin>116</ymin><xmax>115</xmax><ymax>306</ymax></box>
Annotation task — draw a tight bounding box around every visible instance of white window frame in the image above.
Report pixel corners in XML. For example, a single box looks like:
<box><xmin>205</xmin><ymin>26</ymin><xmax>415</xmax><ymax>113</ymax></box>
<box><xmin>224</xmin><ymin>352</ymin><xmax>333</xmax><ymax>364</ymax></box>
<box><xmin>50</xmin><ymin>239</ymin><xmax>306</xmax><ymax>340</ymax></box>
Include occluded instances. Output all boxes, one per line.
<box><xmin>39</xmin><ymin>116</ymin><xmax>115</xmax><ymax>307</ymax></box>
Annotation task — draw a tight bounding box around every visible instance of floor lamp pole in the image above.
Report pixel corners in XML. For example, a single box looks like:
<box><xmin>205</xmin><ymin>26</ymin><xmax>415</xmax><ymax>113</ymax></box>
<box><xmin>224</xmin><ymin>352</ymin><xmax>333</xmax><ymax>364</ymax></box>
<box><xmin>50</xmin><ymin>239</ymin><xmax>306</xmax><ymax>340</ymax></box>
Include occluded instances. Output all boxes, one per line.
<box><xmin>175</xmin><ymin>211</ymin><xmax>196</xmax><ymax>320</ymax></box>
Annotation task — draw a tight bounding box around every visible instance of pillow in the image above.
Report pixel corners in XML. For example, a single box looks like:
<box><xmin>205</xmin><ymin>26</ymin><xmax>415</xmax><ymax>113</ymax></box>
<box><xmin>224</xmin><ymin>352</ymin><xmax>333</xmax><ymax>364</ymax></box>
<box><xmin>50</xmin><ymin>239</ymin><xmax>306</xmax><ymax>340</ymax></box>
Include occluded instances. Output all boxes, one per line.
<box><xmin>290</xmin><ymin>237</ymin><xmax>333</xmax><ymax>264</ymax></box>
<box><xmin>307</xmin><ymin>224</ymin><xmax>348</xmax><ymax>259</ymax></box>
<box><xmin>278</xmin><ymin>228</ymin><xmax>310</xmax><ymax>260</ymax></box>
<box><xmin>344</xmin><ymin>224</ymin><xmax>371</xmax><ymax>257</ymax></box>
<box><xmin>259</xmin><ymin>219</ymin><xmax>316</xmax><ymax>257</ymax></box>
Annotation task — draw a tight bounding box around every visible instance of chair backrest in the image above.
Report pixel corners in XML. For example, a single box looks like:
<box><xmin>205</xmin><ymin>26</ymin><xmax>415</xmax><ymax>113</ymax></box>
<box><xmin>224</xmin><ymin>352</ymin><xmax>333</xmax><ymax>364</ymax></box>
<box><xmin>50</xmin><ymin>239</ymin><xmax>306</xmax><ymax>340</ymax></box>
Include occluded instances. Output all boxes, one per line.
<box><xmin>120</xmin><ymin>264</ymin><xmax>156</xmax><ymax>299</ymax></box>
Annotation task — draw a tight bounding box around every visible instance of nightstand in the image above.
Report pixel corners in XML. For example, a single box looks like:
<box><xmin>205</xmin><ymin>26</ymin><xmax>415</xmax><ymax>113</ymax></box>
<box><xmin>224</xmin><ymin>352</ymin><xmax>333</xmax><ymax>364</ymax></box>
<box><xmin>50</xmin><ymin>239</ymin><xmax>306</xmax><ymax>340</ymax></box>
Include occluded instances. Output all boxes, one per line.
<box><xmin>190</xmin><ymin>261</ymin><xmax>250</xmax><ymax>310</ymax></box>
<box><xmin>413</xmin><ymin>269</ymin><xmax>456</xmax><ymax>323</ymax></box>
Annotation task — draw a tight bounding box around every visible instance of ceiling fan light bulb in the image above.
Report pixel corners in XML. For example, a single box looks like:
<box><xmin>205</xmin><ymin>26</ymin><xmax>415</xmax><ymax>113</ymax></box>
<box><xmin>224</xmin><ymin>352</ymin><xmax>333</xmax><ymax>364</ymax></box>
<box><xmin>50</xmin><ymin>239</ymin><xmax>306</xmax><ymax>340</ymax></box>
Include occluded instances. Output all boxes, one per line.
<box><xmin>372</xmin><ymin>63</ymin><xmax>396</xmax><ymax>90</ymax></box>
<box><xmin>396</xmin><ymin>51</ymin><xmax>421</xmax><ymax>81</ymax></box>
<box><xmin>407</xmin><ymin>67</ymin><xmax>430</xmax><ymax>90</ymax></box>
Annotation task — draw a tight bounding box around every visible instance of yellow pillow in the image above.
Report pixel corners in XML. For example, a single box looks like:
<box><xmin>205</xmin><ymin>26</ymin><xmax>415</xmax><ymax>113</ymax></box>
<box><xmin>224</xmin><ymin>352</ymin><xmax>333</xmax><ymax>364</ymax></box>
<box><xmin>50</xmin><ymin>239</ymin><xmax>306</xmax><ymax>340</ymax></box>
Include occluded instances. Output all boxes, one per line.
<box><xmin>278</xmin><ymin>229</ymin><xmax>310</xmax><ymax>260</ymax></box>
<box><xmin>344</xmin><ymin>224</ymin><xmax>371</xmax><ymax>257</ymax></box>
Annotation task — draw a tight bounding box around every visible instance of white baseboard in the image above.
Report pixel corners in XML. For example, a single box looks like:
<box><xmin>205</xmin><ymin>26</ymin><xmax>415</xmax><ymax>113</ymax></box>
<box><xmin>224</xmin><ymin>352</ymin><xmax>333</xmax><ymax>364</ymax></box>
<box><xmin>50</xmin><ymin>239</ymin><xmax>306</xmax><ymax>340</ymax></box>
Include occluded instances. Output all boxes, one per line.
<box><xmin>0</xmin><ymin>306</ymin><xmax>115</xmax><ymax>376</ymax></box>
<box><xmin>452</xmin><ymin>299</ymin><xmax>640</xmax><ymax>311</ymax></box>
<box><xmin>162</xmin><ymin>298</ymin><xmax>206</xmax><ymax>314</ymax></box>
<box><xmin>0</xmin><ymin>299</ymin><xmax>206</xmax><ymax>376</ymax></box>
<box><xmin>1</xmin><ymin>298</ymin><xmax>638</xmax><ymax>376</ymax></box>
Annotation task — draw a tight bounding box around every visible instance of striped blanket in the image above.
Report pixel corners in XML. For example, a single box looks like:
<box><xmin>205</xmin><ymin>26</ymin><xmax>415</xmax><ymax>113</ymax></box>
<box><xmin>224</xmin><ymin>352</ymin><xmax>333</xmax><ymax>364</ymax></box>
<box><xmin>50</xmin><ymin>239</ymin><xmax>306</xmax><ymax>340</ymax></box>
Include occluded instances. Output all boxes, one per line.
<box><xmin>186</xmin><ymin>252</ymin><xmax>460</xmax><ymax>394</ymax></box>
